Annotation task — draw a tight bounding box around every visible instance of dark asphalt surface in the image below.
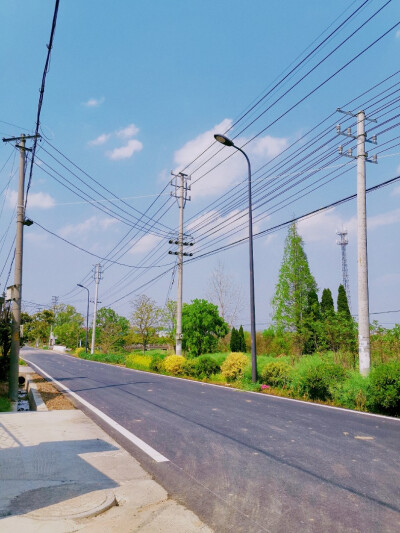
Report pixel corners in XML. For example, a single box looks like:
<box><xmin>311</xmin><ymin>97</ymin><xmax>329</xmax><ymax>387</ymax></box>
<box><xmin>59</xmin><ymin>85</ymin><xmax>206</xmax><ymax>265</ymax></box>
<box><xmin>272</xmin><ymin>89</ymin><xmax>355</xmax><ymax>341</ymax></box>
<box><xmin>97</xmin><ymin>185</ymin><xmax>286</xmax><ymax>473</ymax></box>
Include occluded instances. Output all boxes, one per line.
<box><xmin>22</xmin><ymin>348</ymin><xmax>400</xmax><ymax>533</ymax></box>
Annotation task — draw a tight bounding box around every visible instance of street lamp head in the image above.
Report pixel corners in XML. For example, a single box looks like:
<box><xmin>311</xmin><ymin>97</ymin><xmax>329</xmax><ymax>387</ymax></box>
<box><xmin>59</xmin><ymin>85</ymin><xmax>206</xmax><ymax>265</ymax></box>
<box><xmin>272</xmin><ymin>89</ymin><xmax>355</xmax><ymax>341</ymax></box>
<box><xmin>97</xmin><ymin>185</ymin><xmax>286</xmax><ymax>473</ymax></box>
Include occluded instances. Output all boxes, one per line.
<box><xmin>214</xmin><ymin>133</ymin><xmax>234</xmax><ymax>147</ymax></box>
<box><xmin>77</xmin><ymin>284</ymin><xmax>84</xmax><ymax>288</ymax></box>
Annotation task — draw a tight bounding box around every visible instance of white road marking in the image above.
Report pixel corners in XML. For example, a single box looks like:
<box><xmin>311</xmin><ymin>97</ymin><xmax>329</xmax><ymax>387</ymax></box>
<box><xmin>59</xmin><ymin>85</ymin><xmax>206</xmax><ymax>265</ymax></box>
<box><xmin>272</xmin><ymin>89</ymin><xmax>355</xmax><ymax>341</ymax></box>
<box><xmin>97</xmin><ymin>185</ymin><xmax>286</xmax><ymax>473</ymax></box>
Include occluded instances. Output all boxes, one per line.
<box><xmin>23</xmin><ymin>358</ymin><xmax>169</xmax><ymax>463</ymax></box>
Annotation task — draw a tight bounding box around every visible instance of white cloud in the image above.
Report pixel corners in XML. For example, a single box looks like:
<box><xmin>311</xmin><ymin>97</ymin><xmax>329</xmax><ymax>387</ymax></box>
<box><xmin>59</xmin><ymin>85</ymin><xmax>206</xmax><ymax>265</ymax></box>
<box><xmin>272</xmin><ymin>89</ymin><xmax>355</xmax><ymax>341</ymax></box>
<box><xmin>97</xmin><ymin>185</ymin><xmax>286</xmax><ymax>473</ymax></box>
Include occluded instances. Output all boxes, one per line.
<box><xmin>173</xmin><ymin>119</ymin><xmax>288</xmax><ymax>199</ymax></box>
<box><xmin>298</xmin><ymin>208</ymin><xmax>356</xmax><ymax>243</ymax></box>
<box><xmin>6</xmin><ymin>190</ymin><xmax>55</xmax><ymax>209</ymax></box>
<box><xmin>129</xmin><ymin>234</ymin><xmax>162</xmax><ymax>255</ymax></box>
<box><xmin>88</xmin><ymin>133</ymin><xmax>111</xmax><ymax>146</ymax></box>
<box><xmin>116</xmin><ymin>124</ymin><xmax>139</xmax><ymax>139</ymax></box>
<box><xmin>251</xmin><ymin>136</ymin><xmax>288</xmax><ymax>159</ymax></box>
<box><xmin>392</xmin><ymin>185</ymin><xmax>400</xmax><ymax>196</ymax></box>
<box><xmin>396</xmin><ymin>30</ymin><xmax>400</xmax><ymax>38</ymax></box>
<box><xmin>84</xmin><ymin>97</ymin><xmax>105</xmax><ymax>107</ymax></box>
<box><xmin>368</xmin><ymin>208</ymin><xmax>400</xmax><ymax>229</ymax></box>
<box><xmin>60</xmin><ymin>216</ymin><xmax>117</xmax><ymax>239</ymax></box>
<box><xmin>106</xmin><ymin>139</ymin><xmax>143</xmax><ymax>160</ymax></box>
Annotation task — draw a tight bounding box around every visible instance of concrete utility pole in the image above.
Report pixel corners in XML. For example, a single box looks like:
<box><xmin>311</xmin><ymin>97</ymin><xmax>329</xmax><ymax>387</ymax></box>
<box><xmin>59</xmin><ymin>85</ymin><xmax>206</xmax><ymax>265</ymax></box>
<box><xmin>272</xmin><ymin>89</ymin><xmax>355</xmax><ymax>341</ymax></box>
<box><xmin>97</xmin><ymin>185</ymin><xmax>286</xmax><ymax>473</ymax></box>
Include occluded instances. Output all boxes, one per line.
<box><xmin>337</xmin><ymin>109</ymin><xmax>377</xmax><ymax>376</ymax></box>
<box><xmin>90</xmin><ymin>263</ymin><xmax>102</xmax><ymax>354</ymax></box>
<box><xmin>169</xmin><ymin>172</ymin><xmax>192</xmax><ymax>355</ymax></box>
<box><xmin>2</xmin><ymin>133</ymin><xmax>40</xmax><ymax>402</ymax></box>
<box><xmin>48</xmin><ymin>295</ymin><xmax>59</xmax><ymax>348</ymax></box>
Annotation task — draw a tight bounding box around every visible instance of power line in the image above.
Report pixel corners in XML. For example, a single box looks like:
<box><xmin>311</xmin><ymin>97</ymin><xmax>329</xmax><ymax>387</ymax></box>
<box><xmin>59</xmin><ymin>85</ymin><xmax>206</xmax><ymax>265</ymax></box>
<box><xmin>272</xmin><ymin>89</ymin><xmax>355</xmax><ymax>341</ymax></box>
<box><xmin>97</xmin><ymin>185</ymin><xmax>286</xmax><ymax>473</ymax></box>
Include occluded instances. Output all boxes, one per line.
<box><xmin>25</xmin><ymin>0</ymin><xmax>60</xmax><ymax>205</ymax></box>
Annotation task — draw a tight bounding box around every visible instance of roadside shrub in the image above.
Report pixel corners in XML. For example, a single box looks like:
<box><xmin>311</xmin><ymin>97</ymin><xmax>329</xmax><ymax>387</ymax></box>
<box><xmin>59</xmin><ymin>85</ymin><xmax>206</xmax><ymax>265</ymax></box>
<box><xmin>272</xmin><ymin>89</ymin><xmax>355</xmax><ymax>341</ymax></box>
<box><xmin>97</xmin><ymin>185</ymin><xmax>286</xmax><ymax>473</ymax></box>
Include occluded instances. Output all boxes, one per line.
<box><xmin>184</xmin><ymin>355</ymin><xmax>221</xmax><ymax>379</ymax></box>
<box><xmin>74</xmin><ymin>347</ymin><xmax>85</xmax><ymax>358</ymax></box>
<box><xmin>221</xmin><ymin>352</ymin><xmax>249</xmax><ymax>382</ymax></box>
<box><xmin>196</xmin><ymin>355</ymin><xmax>221</xmax><ymax>377</ymax></box>
<box><xmin>291</xmin><ymin>356</ymin><xmax>348</xmax><ymax>401</ymax></box>
<box><xmin>331</xmin><ymin>372</ymin><xmax>369</xmax><ymax>411</ymax></box>
<box><xmin>149</xmin><ymin>353</ymin><xmax>167</xmax><ymax>373</ymax></box>
<box><xmin>367</xmin><ymin>361</ymin><xmax>400</xmax><ymax>416</ymax></box>
<box><xmin>261</xmin><ymin>360</ymin><xmax>292</xmax><ymax>387</ymax></box>
<box><xmin>164</xmin><ymin>355</ymin><xmax>186</xmax><ymax>376</ymax></box>
<box><xmin>182</xmin><ymin>359</ymin><xmax>198</xmax><ymax>377</ymax></box>
<box><xmin>125</xmin><ymin>354</ymin><xmax>152</xmax><ymax>371</ymax></box>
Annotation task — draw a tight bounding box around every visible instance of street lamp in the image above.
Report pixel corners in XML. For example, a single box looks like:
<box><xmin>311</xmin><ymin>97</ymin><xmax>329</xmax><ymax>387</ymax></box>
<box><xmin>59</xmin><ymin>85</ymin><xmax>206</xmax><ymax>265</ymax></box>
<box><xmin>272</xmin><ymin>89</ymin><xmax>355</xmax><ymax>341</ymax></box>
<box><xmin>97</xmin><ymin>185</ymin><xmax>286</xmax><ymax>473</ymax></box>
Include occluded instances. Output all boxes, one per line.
<box><xmin>214</xmin><ymin>133</ymin><xmax>257</xmax><ymax>382</ymax></box>
<box><xmin>77</xmin><ymin>284</ymin><xmax>89</xmax><ymax>353</ymax></box>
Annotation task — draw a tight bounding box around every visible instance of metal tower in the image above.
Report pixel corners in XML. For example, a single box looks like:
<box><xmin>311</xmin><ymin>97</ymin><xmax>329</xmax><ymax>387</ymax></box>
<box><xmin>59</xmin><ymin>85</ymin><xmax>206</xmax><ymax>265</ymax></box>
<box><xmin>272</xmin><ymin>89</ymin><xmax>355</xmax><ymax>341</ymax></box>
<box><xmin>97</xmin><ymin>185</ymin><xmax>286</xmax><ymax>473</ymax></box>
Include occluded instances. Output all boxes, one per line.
<box><xmin>336</xmin><ymin>229</ymin><xmax>351</xmax><ymax>311</ymax></box>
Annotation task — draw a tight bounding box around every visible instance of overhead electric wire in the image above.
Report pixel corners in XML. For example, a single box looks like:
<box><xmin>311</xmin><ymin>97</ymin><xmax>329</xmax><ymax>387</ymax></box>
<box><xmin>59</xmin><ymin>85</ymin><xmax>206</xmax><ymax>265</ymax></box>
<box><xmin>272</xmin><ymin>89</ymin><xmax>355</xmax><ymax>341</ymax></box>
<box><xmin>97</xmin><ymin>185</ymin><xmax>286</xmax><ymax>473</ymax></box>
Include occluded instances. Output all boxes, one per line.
<box><xmin>25</xmin><ymin>0</ymin><xmax>60</xmax><ymax>206</ymax></box>
<box><xmin>175</xmin><ymin>0</ymin><xmax>372</xmax><ymax>176</ymax></box>
<box><xmin>42</xmin><ymin>141</ymin><xmax>174</xmax><ymax>234</ymax></box>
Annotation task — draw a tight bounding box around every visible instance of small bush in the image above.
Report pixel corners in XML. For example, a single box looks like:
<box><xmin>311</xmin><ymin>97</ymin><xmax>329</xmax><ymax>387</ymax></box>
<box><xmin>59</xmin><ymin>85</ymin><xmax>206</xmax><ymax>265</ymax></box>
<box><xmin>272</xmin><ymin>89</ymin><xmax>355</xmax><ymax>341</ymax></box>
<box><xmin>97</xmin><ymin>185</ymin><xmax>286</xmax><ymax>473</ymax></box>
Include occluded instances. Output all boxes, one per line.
<box><xmin>75</xmin><ymin>347</ymin><xmax>86</xmax><ymax>358</ymax></box>
<box><xmin>125</xmin><ymin>354</ymin><xmax>152</xmax><ymax>371</ymax></box>
<box><xmin>367</xmin><ymin>361</ymin><xmax>400</xmax><ymax>416</ymax></box>
<box><xmin>291</xmin><ymin>356</ymin><xmax>348</xmax><ymax>401</ymax></box>
<box><xmin>183</xmin><ymin>359</ymin><xmax>198</xmax><ymax>377</ymax></box>
<box><xmin>164</xmin><ymin>355</ymin><xmax>186</xmax><ymax>376</ymax></box>
<box><xmin>261</xmin><ymin>360</ymin><xmax>292</xmax><ymax>387</ymax></box>
<box><xmin>150</xmin><ymin>353</ymin><xmax>167</xmax><ymax>373</ymax></box>
<box><xmin>183</xmin><ymin>355</ymin><xmax>221</xmax><ymax>379</ymax></box>
<box><xmin>221</xmin><ymin>352</ymin><xmax>249</xmax><ymax>382</ymax></box>
<box><xmin>196</xmin><ymin>355</ymin><xmax>221</xmax><ymax>377</ymax></box>
<box><xmin>331</xmin><ymin>372</ymin><xmax>369</xmax><ymax>411</ymax></box>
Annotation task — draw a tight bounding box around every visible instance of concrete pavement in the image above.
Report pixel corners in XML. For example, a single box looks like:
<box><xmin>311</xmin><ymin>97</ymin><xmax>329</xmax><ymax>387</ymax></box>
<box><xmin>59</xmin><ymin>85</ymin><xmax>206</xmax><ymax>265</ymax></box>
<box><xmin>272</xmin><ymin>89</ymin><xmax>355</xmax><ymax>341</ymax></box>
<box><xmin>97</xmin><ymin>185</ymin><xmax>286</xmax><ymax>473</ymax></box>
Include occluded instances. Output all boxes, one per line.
<box><xmin>0</xmin><ymin>408</ymin><xmax>212</xmax><ymax>532</ymax></box>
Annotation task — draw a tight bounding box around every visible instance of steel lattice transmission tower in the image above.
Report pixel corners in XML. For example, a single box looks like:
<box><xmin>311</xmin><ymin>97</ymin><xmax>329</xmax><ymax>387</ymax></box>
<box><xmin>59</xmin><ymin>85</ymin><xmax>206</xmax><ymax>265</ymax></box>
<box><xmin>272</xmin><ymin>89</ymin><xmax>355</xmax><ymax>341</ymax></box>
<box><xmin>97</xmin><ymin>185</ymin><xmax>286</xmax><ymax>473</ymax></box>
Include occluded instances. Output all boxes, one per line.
<box><xmin>336</xmin><ymin>229</ymin><xmax>351</xmax><ymax>311</ymax></box>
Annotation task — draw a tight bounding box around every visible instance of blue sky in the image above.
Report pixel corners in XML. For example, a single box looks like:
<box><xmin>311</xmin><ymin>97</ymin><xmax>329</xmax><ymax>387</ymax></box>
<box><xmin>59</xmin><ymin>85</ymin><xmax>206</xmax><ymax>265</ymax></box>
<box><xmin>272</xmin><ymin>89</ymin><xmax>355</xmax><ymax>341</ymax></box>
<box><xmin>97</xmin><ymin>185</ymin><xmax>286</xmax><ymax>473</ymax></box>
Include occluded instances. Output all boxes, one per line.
<box><xmin>1</xmin><ymin>0</ymin><xmax>400</xmax><ymax>329</ymax></box>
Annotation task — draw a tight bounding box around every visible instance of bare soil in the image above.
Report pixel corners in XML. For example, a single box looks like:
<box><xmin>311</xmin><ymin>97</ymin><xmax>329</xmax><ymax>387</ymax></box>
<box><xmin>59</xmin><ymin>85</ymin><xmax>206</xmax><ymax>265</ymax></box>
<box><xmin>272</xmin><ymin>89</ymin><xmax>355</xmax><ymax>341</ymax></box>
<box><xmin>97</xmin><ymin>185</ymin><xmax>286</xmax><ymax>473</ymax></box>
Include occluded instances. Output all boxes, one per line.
<box><xmin>31</xmin><ymin>373</ymin><xmax>75</xmax><ymax>410</ymax></box>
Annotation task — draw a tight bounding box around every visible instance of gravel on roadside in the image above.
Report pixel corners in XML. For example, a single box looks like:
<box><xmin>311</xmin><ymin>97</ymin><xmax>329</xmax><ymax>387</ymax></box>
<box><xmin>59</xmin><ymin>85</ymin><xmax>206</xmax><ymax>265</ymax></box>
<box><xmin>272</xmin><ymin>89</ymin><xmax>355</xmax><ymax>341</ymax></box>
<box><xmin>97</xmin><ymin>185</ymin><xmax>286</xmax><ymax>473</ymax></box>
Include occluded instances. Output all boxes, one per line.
<box><xmin>30</xmin><ymin>373</ymin><xmax>75</xmax><ymax>410</ymax></box>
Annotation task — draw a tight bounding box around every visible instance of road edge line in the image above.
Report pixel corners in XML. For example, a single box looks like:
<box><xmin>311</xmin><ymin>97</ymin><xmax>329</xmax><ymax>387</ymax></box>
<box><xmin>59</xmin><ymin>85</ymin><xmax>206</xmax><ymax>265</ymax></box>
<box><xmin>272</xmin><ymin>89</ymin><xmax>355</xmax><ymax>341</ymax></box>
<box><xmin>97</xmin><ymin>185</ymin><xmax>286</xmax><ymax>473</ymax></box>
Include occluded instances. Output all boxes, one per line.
<box><xmin>23</xmin><ymin>358</ymin><xmax>169</xmax><ymax>463</ymax></box>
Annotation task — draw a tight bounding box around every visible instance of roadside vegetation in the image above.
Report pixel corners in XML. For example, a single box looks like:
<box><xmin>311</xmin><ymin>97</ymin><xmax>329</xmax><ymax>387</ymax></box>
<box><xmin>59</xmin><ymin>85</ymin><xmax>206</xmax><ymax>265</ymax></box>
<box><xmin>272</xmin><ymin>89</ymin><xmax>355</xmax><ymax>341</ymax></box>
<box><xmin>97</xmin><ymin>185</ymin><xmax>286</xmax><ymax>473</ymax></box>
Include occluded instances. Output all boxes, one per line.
<box><xmin>15</xmin><ymin>223</ymin><xmax>400</xmax><ymax>417</ymax></box>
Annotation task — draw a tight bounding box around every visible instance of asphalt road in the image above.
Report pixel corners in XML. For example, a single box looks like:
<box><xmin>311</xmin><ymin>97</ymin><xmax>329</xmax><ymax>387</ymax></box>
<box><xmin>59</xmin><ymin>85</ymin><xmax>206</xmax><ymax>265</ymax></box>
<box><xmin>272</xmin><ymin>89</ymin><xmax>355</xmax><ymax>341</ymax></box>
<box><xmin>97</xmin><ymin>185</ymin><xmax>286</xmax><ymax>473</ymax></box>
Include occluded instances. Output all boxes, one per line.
<box><xmin>22</xmin><ymin>348</ymin><xmax>400</xmax><ymax>533</ymax></box>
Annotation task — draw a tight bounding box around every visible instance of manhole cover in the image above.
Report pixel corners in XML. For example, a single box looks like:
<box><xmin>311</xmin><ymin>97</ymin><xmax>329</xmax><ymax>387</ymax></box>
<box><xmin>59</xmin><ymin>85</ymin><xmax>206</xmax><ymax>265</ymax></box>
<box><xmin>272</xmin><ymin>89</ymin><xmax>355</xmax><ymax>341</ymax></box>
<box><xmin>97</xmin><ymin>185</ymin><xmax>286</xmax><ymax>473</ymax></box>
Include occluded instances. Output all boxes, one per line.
<box><xmin>8</xmin><ymin>483</ymin><xmax>116</xmax><ymax>520</ymax></box>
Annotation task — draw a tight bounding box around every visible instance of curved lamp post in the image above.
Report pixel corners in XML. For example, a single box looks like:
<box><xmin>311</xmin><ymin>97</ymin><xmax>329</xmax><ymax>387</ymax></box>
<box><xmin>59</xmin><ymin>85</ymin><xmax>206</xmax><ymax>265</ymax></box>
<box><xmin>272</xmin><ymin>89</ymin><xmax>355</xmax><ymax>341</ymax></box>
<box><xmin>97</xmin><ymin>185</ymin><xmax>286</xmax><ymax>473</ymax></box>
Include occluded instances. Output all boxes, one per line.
<box><xmin>214</xmin><ymin>134</ymin><xmax>257</xmax><ymax>382</ymax></box>
<box><xmin>77</xmin><ymin>284</ymin><xmax>89</xmax><ymax>353</ymax></box>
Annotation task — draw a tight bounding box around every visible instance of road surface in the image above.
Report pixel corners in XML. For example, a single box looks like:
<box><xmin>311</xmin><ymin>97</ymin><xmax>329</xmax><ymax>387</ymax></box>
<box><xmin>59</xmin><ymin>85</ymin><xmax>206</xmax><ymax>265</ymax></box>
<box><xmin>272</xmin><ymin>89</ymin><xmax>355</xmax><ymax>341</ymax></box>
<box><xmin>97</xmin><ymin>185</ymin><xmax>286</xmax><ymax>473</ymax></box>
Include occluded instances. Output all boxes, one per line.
<box><xmin>22</xmin><ymin>348</ymin><xmax>400</xmax><ymax>532</ymax></box>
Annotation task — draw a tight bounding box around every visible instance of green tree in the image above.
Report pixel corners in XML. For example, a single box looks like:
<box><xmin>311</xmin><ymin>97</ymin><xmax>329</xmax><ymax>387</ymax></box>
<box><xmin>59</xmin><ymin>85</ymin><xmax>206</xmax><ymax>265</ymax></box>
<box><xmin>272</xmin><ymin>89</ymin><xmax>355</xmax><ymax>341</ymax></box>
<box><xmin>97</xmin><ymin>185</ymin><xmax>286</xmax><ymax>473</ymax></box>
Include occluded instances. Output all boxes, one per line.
<box><xmin>272</xmin><ymin>223</ymin><xmax>317</xmax><ymax>332</ymax></box>
<box><xmin>96</xmin><ymin>307</ymin><xmax>130</xmax><ymax>353</ymax></box>
<box><xmin>0</xmin><ymin>303</ymin><xmax>11</xmax><ymax>381</ymax></box>
<box><xmin>302</xmin><ymin>289</ymin><xmax>321</xmax><ymax>354</ymax></box>
<box><xmin>53</xmin><ymin>305</ymin><xmax>84</xmax><ymax>349</ymax></box>
<box><xmin>321</xmin><ymin>288</ymin><xmax>335</xmax><ymax>316</ymax></box>
<box><xmin>22</xmin><ymin>309</ymin><xmax>54</xmax><ymax>346</ymax></box>
<box><xmin>230</xmin><ymin>327</ymin><xmax>238</xmax><ymax>351</ymax></box>
<box><xmin>182</xmin><ymin>299</ymin><xmax>229</xmax><ymax>356</ymax></box>
<box><xmin>161</xmin><ymin>299</ymin><xmax>177</xmax><ymax>343</ymax></box>
<box><xmin>337</xmin><ymin>284</ymin><xmax>351</xmax><ymax>319</ymax></box>
<box><xmin>131</xmin><ymin>295</ymin><xmax>161</xmax><ymax>353</ymax></box>
<box><xmin>238</xmin><ymin>325</ymin><xmax>246</xmax><ymax>352</ymax></box>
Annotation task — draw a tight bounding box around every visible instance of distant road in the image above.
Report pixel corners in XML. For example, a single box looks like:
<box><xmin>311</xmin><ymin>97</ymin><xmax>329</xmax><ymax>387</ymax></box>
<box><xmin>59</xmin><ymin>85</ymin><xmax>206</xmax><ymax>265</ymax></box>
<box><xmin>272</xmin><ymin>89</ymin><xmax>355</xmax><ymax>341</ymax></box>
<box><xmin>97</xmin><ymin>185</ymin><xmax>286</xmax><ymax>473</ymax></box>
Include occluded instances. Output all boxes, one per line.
<box><xmin>22</xmin><ymin>348</ymin><xmax>400</xmax><ymax>533</ymax></box>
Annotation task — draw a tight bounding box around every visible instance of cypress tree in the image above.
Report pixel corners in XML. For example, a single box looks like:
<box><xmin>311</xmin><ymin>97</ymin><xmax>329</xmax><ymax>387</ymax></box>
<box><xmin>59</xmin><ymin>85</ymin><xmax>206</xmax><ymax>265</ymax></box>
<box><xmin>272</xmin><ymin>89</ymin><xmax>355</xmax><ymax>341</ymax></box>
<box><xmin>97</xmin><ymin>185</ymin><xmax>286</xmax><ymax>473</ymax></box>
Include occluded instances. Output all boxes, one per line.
<box><xmin>303</xmin><ymin>289</ymin><xmax>321</xmax><ymax>354</ymax></box>
<box><xmin>238</xmin><ymin>325</ymin><xmax>246</xmax><ymax>352</ymax></box>
<box><xmin>337</xmin><ymin>284</ymin><xmax>351</xmax><ymax>319</ymax></box>
<box><xmin>272</xmin><ymin>222</ymin><xmax>317</xmax><ymax>332</ymax></box>
<box><xmin>230</xmin><ymin>327</ymin><xmax>238</xmax><ymax>352</ymax></box>
<box><xmin>321</xmin><ymin>288</ymin><xmax>335</xmax><ymax>316</ymax></box>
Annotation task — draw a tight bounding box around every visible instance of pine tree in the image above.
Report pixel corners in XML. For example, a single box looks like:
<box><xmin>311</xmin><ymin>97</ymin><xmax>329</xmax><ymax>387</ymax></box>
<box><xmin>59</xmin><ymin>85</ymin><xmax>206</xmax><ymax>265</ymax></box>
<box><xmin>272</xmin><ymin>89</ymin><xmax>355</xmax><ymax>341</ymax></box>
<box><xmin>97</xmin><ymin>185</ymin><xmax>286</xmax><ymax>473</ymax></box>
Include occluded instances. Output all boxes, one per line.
<box><xmin>337</xmin><ymin>284</ymin><xmax>351</xmax><ymax>319</ymax></box>
<box><xmin>321</xmin><ymin>288</ymin><xmax>335</xmax><ymax>316</ymax></box>
<box><xmin>302</xmin><ymin>289</ymin><xmax>321</xmax><ymax>354</ymax></box>
<box><xmin>272</xmin><ymin>222</ymin><xmax>317</xmax><ymax>332</ymax></box>
<box><xmin>230</xmin><ymin>327</ymin><xmax>238</xmax><ymax>352</ymax></box>
<box><xmin>238</xmin><ymin>325</ymin><xmax>246</xmax><ymax>352</ymax></box>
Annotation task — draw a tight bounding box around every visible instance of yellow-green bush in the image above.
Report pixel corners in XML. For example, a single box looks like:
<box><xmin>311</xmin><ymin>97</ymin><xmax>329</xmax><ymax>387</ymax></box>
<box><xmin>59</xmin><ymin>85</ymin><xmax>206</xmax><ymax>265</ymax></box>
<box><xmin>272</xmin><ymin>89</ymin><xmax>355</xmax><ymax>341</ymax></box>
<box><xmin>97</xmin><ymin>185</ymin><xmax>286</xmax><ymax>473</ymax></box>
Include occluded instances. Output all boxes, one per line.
<box><xmin>74</xmin><ymin>347</ymin><xmax>86</xmax><ymax>358</ymax></box>
<box><xmin>125</xmin><ymin>354</ymin><xmax>152</xmax><ymax>371</ymax></box>
<box><xmin>164</xmin><ymin>355</ymin><xmax>186</xmax><ymax>375</ymax></box>
<box><xmin>221</xmin><ymin>352</ymin><xmax>249</xmax><ymax>381</ymax></box>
